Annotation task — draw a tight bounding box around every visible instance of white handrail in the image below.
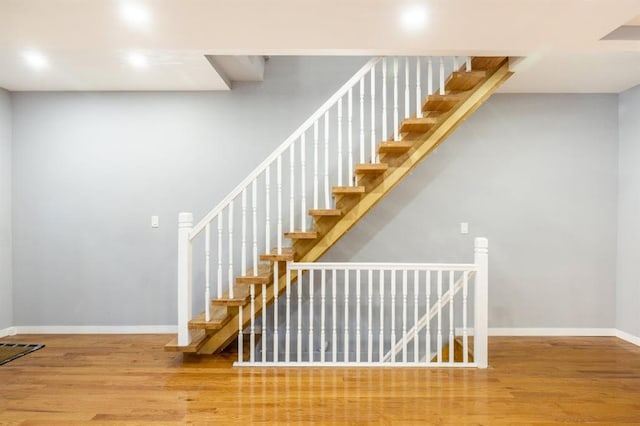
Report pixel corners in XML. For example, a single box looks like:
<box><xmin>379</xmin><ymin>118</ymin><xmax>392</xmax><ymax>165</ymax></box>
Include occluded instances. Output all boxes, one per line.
<box><xmin>290</xmin><ymin>262</ymin><xmax>478</xmax><ymax>271</ymax></box>
<box><xmin>189</xmin><ymin>57</ymin><xmax>382</xmax><ymax>239</ymax></box>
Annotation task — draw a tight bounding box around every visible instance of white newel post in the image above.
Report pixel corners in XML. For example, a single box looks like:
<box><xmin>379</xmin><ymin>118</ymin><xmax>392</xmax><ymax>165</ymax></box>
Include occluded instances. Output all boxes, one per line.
<box><xmin>178</xmin><ymin>212</ymin><xmax>194</xmax><ymax>346</ymax></box>
<box><xmin>474</xmin><ymin>237</ymin><xmax>489</xmax><ymax>368</ymax></box>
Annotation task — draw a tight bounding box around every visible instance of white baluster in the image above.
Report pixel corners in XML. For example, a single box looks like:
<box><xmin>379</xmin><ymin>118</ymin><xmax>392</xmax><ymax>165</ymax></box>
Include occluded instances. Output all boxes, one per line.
<box><xmin>338</xmin><ymin>98</ymin><xmax>343</xmax><ymax>187</ymax></box>
<box><xmin>228</xmin><ymin>202</ymin><xmax>234</xmax><ymax>299</ymax></box>
<box><xmin>466</xmin><ymin>56</ymin><xmax>472</xmax><ymax>72</ymax></box>
<box><xmin>413</xmin><ymin>270</ymin><xmax>419</xmax><ymax>363</ymax></box>
<box><xmin>262</xmin><ymin>282</ymin><xmax>267</xmax><ymax>362</ymax></box>
<box><xmin>332</xmin><ymin>269</ymin><xmax>337</xmax><ymax>363</ymax></box>
<box><xmin>359</xmin><ymin>78</ymin><xmax>365</xmax><ymax>163</ymax></box>
<box><xmin>370</xmin><ymin>65</ymin><xmax>376</xmax><ymax>163</ymax></box>
<box><xmin>300</xmin><ymin>135</ymin><xmax>307</xmax><ymax>232</ymax></box>
<box><xmin>205</xmin><ymin>223</ymin><xmax>211</xmax><ymax>321</ymax></box>
<box><xmin>241</xmin><ymin>188</ymin><xmax>247</xmax><ymax>276</ymax></box>
<box><xmin>277</xmin><ymin>155</ymin><xmax>282</xmax><ymax>255</ymax></box>
<box><xmin>367</xmin><ymin>270</ymin><xmax>373</xmax><ymax>362</ymax></box>
<box><xmin>348</xmin><ymin>88</ymin><xmax>354</xmax><ymax>186</ymax></box>
<box><xmin>437</xmin><ymin>269</ymin><xmax>442</xmax><ymax>363</ymax></box>
<box><xmin>463</xmin><ymin>270</ymin><xmax>469</xmax><ymax>364</ymax></box>
<box><xmin>285</xmin><ymin>262</ymin><xmax>291</xmax><ymax>362</ymax></box>
<box><xmin>404</xmin><ymin>57</ymin><xmax>410</xmax><ymax>119</ymax></box>
<box><xmin>449</xmin><ymin>270</ymin><xmax>454</xmax><ymax>364</ymax></box>
<box><xmin>439</xmin><ymin>57</ymin><xmax>445</xmax><ymax>96</ymax></box>
<box><xmin>273</xmin><ymin>261</ymin><xmax>279</xmax><ymax>362</ymax></box>
<box><xmin>217</xmin><ymin>214</ymin><xmax>223</xmax><ymax>298</ymax></box>
<box><xmin>313</xmin><ymin>121</ymin><xmax>319</xmax><ymax>209</ymax></box>
<box><xmin>289</xmin><ymin>144</ymin><xmax>295</xmax><ymax>233</ymax></box>
<box><xmin>379</xmin><ymin>270</ymin><xmax>384</xmax><ymax>361</ymax></box>
<box><xmin>393</xmin><ymin>58</ymin><xmax>399</xmax><ymax>141</ymax></box>
<box><xmin>252</xmin><ymin>180</ymin><xmax>257</xmax><ymax>277</ymax></box>
<box><xmin>344</xmin><ymin>270</ymin><xmax>349</xmax><ymax>362</ymax></box>
<box><xmin>238</xmin><ymin>300</ymin><xmax>243</xmax><ymax>363</ymax></box>
<box><xmin>250</xmin><ymin>284</ymin><xmax>255</xmax><ymax>363</ymax></box>
<box><xmin>382</xmin><ymin>58</ymin><xmax>387</xmax><ymax>141</ymax></box>
<box><xmin>416</xmin><ymin>58</ymin><xmax>423</xmax><ymax>119</ymax></box>
<box><xmin>391</xmin><ymin>270</ymin><xmax>396</xmax><ymax>363</ymax></box>
<box><xmin>309</xmin><ymin>270</ymin><xmax>315</xmax><ymax>362</ymax></box>
<box><xmin>320</xmin><ymin>269</ymin><xmax>326</xmax><ymax>363</ymax></box>
<box><xmin>427</xmin><ymin>57</ymin><xmax>433</xmax><ymax>96</ymax></box>
<box><xmin>297</xmin><ymin>269</ymin><xmax>303</xmax><ymax>362</ymax></box>
<box><xmin>324</xmin><ymin>111</ymin><xmax>330</xmax><ymax>209</ymax></box>
<box><xmin>265</xmin><ymin>167</ymin><xmax>270</xmax><ymax>254</ymax></box>
<box><xmin>402</xmin><ymin>269</ymin><xmax>407</xmax><ymax>363</ymax></box>
<box><xmin>452</xmin><ymin>56</ymin><xmax>458</xmax><ymax>71</ymax></box>
<box><xmin>426</xmin><ymin>270</ymin><xmax>431</xmax><ymax>363</ymax></box>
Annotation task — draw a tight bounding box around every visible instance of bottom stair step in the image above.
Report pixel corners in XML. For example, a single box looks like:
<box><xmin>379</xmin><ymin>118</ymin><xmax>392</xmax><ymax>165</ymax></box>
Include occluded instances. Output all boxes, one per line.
<box><xmin>164</xmin><ymin>329</ymin><xmax>208</xmax><ymax>353</ymax></box>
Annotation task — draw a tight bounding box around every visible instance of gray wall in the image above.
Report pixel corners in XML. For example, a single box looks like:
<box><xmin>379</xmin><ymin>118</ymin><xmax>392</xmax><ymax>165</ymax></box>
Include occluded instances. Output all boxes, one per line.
<box><xmin>11</xmin><ymin>57</ymin><xmax>366</xmax><ymax>326</ymax></box>
<box><xmin>617</xmin><ymin>84</ymin><xmax>640</xmax><ymax>337</ymax></box>
<box><xmin>0</xmin><ymin>88</ymin><xmax>12</xmax><ymax>330</ymax></box>
<box><xmin>326</xmin><ymin>94</ymin><xmax>619</xmax><ymax>328</ymax></box>
<box><xmin>11</xmin><ymin>57</ymin><xmax>619</xmax><ymax>329</ymax></box>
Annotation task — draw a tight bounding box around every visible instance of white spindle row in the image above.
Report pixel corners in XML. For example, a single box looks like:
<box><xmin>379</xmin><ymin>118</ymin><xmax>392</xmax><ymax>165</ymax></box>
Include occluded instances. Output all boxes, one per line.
<box><xmin>178</xmin><ymin>56</ymin><xmax>479</xmax><ymax>351</ymax></box>
<box><xmin>235</xmin><ymin>237</ymin><xmax>487</xmax><ymax>367</ymax></box>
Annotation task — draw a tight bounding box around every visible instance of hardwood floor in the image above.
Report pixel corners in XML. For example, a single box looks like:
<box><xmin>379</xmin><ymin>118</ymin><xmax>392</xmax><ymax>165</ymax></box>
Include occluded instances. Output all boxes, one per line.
<box><xmin>1</xmin><ymin>335</ymin><xmax>640</xmax><ymax>424</ymax></box>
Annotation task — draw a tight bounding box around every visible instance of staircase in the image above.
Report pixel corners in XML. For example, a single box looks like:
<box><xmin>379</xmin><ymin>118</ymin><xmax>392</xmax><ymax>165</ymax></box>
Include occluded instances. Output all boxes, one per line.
<box><xmin>165</xmin><ymin>56</ymin><xmax>512</xmax><ymax>356</ymax></box>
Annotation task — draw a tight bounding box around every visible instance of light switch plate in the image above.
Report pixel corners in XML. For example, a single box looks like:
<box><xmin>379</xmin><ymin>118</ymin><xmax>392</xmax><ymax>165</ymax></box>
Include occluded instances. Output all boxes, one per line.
<box><xmin>460</xmin><ymin>222</ymin><xmax>469</xmax><ymax>234</ymax></box>
<box><xmin>151</xmin><ymin>216</ymin><xmax>159</xmax><ymax>228</ymax></box>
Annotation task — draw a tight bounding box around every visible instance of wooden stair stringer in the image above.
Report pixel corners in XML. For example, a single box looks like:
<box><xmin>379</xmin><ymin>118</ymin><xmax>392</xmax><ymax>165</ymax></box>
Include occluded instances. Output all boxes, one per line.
<box><xmin>297</xmin><ymin>60</ymin><xmax>512</xmax><ymax>264</ymax></box>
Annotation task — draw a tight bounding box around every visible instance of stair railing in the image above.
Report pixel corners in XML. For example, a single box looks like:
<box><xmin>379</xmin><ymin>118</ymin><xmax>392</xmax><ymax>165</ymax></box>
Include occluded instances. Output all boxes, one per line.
<box><xmin>176</xmin><ymin>56</ymin><xmax>472</xmax><ymax>347</ymax></box>
<box><xmin>236</xmin><ymin>238</ymin><xmax>488</xmax><ymax>367</ymax></box>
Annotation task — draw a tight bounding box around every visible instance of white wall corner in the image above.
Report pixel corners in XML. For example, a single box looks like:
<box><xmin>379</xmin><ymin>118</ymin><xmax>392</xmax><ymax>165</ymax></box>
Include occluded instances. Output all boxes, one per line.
<box><xmin>615</xmin><ymin>329</ymin><xmax>640</xmax><ymax>347</ymax></box>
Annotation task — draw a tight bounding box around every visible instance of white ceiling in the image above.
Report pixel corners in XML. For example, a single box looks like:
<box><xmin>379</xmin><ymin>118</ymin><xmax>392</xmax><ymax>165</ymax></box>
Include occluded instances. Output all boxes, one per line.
<box><xmin>1</xmin><ymin>0</ymin><xmax>639</xmax><ymax>92</ymax></box>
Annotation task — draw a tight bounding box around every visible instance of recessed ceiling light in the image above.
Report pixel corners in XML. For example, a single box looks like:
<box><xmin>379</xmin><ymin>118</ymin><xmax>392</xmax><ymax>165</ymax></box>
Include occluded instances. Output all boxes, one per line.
<box><xmin>127</xmin><ymin>52</ymin><xmax>148</xmax><ymax>68</ymax></box>
<box><xmin>22</xmin><ymin>50</ymin><xmax>48</xmax><ymax>70</ymax></box>
<box><xmin>400</xmin><ymin>3</ymin><xmax>429</xmax><ymax>32</ymax></box>
<box><xmin>120</xmin><ymin>2</ymin><xmax>150</xmax><ymax>27</ymax></box>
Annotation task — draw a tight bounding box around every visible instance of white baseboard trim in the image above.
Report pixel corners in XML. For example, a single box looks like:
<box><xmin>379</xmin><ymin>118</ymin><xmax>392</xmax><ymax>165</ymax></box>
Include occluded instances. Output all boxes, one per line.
<box><xmin>14</xmin><ymin>325</ymin><xmax>177</xmax><ymax>334</ymax></box>
<box><xmin>0</xmin><ymin>327</ymin><xmax>17</xmax><ymax>338</ymax></box>
<box><xmin>615</xmin><ymin>329</ymin><xmax>640</xmax><ymax>346</ymax></box>
<box><xmin>488</xmin><ymin>328</ymin><xmax>617</xmax><ymax>337</ymax></box>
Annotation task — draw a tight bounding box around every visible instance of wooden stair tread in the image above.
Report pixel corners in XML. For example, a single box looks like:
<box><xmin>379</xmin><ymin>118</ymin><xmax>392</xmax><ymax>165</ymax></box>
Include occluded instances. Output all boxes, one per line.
<box><xmin>445</xmin><ymin>70</ymin><xmax>487</xmax><ymax>92</ymax></box>
<box><xmin>354</xmin><ymin>163</ymin><xmax>389</xmax><ymax>175</ymax></box>
<box><xmin>309</xmin><ymin>209</ymin><xmax>342</xmax><ymax>217</ymax></box>
<box><xmin>189</xmin><ymin>307</ymin><xmax>230</xmax><ymax>330</ymax></box>
<box><xmin>212</xmin><ymin>285</ymin><xmax>250</xmax><ymax>306</ymax></box>
<box><xmin>284</xmin><ymin>231</ymin><xmax>318</xmax><ymax>239</ymax></box>
<box><xmin>236</xmin><ymin>264</ymin><xmax>272</xmax><ymax>284</ymax></box>
<box><xmin>164</xmin><ymin>329</ymin><xmax>208</xmax><ymax>353</ymax></box>
<box><xmin>260</xmin><ymin>247</ymin><xmax>294</xmax><ymax>261</ymax></box>
<box><xmin>400</xmin><ymin>117</ymin><xmax>438</xmax><ymax>133</ymax></box>
<box><xmin>378</xmin><ymin>141</ymin><xmax>413</xmax><ymax>154</ymax></box>
<box><xmin>422</xmin><ymin>92</ymin><xmax>468</xmax><ymax>113</ymax></box>
<box><xmin>333</xmin><ymin>186</ymin><xmax>366</xmax><ymax>195</ymax></box>
<box><xmin>471</xmin><ymin>56</ymin><xmax>507</xmax><ymax>71</ymax></box>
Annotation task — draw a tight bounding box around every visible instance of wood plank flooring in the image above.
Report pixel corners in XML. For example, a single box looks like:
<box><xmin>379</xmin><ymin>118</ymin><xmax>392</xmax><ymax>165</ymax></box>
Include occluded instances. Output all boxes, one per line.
<box><xmin>1</xmin><ymin>335</ymin><xmax>640</xmax><ymax>424</ymax></box>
